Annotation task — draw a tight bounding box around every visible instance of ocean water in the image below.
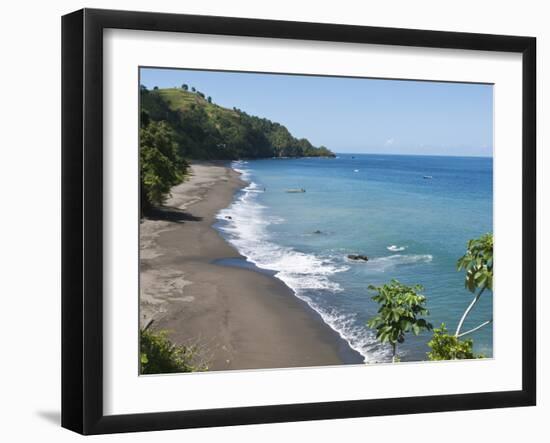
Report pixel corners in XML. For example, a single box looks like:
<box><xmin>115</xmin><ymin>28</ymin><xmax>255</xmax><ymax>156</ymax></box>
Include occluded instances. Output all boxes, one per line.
<box><xmin>215</xmin><ymin>154</ymin><xmax>493</xmax><ymax>363</ymax></box>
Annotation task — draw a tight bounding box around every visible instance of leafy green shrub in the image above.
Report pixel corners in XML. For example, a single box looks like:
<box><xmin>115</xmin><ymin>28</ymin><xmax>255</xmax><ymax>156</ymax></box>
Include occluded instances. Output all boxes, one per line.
<box><xmin>427</xmin><ymin>324</ymin><xmax>482</xmax><ymax>360</ymax></box>
<box><xmin>140</xmin><ymin>120</ymin><xmax>188</xmax><ymax>210</ymax></box>
<box><xmin>367</xmin><ymin>279</ymin><xmax>432</xmax><ymax>362</ymax></box>
<box><xmin>140</xmin><ymin>328</ymin><xmax>206</xmax><ymax>374</ymax></box>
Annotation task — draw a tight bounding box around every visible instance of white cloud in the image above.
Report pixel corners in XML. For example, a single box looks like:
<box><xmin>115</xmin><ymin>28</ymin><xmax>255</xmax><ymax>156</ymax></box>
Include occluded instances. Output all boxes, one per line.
<box><xmin>385</xmin><ymin>138</ymin><xmax>395</xmax><ymax>146</ymax></box>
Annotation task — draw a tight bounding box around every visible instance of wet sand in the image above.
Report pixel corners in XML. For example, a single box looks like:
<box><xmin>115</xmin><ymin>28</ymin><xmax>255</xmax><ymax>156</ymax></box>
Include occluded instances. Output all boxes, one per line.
<box><xmin>140</xmin><ymin>161</ymin><xmax>363</xmax><ymax>371</ymax></box>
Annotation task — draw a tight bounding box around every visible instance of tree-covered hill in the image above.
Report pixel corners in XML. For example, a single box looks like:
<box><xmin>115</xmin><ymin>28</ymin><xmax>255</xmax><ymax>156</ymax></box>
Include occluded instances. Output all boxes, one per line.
<box><xmin>140</xmin><ymin>86</ymin><xmax>335</xmax><ymax>160</ymax></box>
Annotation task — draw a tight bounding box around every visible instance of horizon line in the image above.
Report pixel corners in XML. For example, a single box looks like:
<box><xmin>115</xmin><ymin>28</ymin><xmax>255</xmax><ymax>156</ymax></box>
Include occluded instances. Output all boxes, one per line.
<box><xmin>330</xmin><ymin>151</ymin><xmax>493</xmax><ymax>159</ymax></box>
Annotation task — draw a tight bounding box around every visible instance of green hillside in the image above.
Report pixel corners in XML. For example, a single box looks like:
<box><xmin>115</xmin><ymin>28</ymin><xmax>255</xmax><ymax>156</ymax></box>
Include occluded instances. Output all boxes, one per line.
<box><xmin>140</xmin><ymin>86</ymin><xmax>335</xmax><ymax>160</ymax></box>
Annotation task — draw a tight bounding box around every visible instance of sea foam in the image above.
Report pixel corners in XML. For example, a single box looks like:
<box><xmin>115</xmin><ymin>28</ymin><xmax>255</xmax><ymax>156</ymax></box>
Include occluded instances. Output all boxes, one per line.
<box><xmin>387</xmin><ymin>245</ymin><xmax>406</xmax><ymax>252</ymax></box>
<box><xmin>366</xmin><ymin>254</ymin><xmax>433</xmax><ymax>272</ymax></box>
<box><xmin>217</xmin><ymin>178</ymin><xmax>346</xmax><ymax>294</ymax></box>
<box><xmin>216</xmin><ymin>162</ymin><xmax>393</xmax><ymax>363</ymax></box>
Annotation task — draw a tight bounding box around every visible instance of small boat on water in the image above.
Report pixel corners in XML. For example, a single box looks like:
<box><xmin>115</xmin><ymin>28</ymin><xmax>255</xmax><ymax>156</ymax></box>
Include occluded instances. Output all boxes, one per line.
<box><xmin>286</xmin><ymin>188</ymin><xmax>306</xmax><ymax>193</ymax></box>
<box><xmin>423</xmin><ymin>175</ymin><xmax>433</xmax><ymax>179</ymax></box>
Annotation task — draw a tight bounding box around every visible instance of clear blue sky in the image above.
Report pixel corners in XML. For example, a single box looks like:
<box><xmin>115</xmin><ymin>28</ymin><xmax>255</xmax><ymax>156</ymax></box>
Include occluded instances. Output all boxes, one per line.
<box><xmin>140</xmin><ymin>67</ymin><xmax>493</xmax><ymax>157</ymax></box>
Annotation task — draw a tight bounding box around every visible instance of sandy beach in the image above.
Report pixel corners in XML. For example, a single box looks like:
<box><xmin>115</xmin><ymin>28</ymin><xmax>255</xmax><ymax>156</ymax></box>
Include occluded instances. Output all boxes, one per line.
<box><xmin>140</xmin><ymin>162</ymin><xmax>363</xmax><ymax>371</ymax></box>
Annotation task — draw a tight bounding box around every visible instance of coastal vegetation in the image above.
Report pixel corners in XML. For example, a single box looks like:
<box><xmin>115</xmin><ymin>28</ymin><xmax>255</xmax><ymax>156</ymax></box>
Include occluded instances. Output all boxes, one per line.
<box><xmin>424</xmin><ymin>233</ymin><xmax>493</xmax><ymax>360</ymax></box>
<box><xmin>368</xmin><ymin>233</ymin><xmax>493</xmax><ymax>362</ymax></box>
<box><xmin>140</xmin><ymin>85</ymin><xmax>334</xmax><ymax>160</ymax></box>
<box><xmin>140</xmin><ymin>326</ymin><xmax>207</xmax><ymax>374</ymax></box>
<box><xmin>139</xmin><ymin>84</ymin><xmax>334</xmax><ymax>209</ymax></box>
<box><xmin>140</xmin><ymin>120</ymin><xmax>188</xmax><ymax>210</ymax></box>
<box><xmin>367</xmin><ymin>280</ymin><xmax>432</xmax><ymax>363</ymax></box>
<box><xmin>455</xmin><ymin>233</ymin><xmax>494</xmax><ymax>338</ymax></box>
<box><xmin>427</xmin><ymin>324</ymin><xmax>481</xmax><ymax>360</ymax></box>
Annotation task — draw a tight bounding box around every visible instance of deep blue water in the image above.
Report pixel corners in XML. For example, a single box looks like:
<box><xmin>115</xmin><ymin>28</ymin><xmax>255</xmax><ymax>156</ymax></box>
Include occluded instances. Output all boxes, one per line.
<box><xmin>216</xmin><ymin>154</ymin><xmax>493</xmax><ymax>362</ymax></box>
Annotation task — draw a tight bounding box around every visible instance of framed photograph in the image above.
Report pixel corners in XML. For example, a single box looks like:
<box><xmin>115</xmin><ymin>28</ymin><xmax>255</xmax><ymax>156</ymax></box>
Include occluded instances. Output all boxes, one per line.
<box><xmin>62</xmin><ymin>8</ymin><xmax>536</xmax><ymax>435</ymax></box>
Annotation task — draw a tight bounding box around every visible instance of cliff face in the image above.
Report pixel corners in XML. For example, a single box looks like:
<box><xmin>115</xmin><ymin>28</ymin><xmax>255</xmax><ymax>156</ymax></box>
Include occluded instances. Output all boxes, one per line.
<box><xmin>140</xmin><ymin>87</ymin><xmax>335</xmax><ymax>160</ymax></box>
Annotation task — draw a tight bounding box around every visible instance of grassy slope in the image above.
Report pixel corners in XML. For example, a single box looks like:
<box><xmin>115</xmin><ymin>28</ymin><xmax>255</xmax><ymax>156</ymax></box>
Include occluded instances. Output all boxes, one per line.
<box><xmin>158</xmin><ymin>88</ymin><xmax>235</xmax><ymax>120</ymax></box>
<box><xmin>142</xmin><ymin>87</ymin><xmax>334</xmax><ymax>159</ymax></box>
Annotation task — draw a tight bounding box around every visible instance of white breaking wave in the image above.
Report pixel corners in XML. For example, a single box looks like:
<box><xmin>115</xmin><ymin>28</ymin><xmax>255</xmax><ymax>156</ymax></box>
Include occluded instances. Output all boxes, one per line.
<box><xmin>232</xmin><ymin>160</ymin><xmax>252</xmax><ymax>181</ymax></box>
<box><xmin>366</xmin><ymin>254</ymin><xmax>433</xmax><ymax>272</ymax></box>
<box><xmin>387</xmin><ymin>245</ymin><xmax>406</xmax><ymax>252</ymax></box>
<box><xmin>217</xmin><ymin>172</ymin><xmax>347</xmax><ymax>294</ymax></box>
<box><xmin>294</xmin><ymin>299</ymin><xmax>391</xmax><ymax>363</ymax></box>
<box><xmin>217</xmin><ymin>162</ymin><xmax>393</xmax><ymax>363</ymax></box>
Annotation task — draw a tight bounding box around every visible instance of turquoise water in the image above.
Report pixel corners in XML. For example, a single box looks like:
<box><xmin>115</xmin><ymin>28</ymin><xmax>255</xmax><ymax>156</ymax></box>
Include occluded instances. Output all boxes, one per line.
<box><xmin>216</xmin><ymin>154</ymin><xmax>493</xmax><ymax>363</ymax></box>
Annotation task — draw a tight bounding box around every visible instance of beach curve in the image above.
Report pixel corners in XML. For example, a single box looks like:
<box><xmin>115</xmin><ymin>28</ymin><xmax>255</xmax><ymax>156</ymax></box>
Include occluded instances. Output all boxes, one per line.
<box><xmin>140</xmin><ymin>161</ymin><xmax>363</xmax><ymax>371</ymax></box>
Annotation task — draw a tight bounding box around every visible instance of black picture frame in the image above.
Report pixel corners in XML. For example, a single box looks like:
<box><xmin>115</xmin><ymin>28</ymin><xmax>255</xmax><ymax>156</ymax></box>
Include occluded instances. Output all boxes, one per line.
<box><xmin>62</xmin><ymin>8</ymin><xmax>536</xmax><ymax>435</ymax></box>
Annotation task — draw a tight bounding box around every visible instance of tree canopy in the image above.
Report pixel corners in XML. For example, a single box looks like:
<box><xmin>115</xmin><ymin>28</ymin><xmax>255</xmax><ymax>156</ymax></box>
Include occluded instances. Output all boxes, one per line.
<box><xmin>140</xmin><ymin>119</ymin><xmax>188</xmax><ymax>210</ymax></box>
<box><xmin>457</xmin><ymin>233</ymin><xmax>493</xmax><ymax>293</ymax></box>
<box><xmin>455</xmin><ymin>232</ymin><xmax>494</xmax><ymax>337</ymax></box>
<box><xmin>367</xmin><ymin>280</ymin><xmax>432</xmax><ymax>362</ymax></box>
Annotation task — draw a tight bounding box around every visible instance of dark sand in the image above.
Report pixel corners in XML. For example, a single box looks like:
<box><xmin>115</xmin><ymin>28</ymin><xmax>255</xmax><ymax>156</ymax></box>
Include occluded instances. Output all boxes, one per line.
<box><xmin>140</xmin><ymin>162</ymin><xmax>363</xmax><ymax>371</ymax></box>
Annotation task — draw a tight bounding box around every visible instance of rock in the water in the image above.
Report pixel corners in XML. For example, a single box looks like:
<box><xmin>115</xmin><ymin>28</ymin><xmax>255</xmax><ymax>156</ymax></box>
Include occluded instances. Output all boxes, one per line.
<box><xmin>347</xmin><ymin>254</ymin><xmax>369</xmax><ymax>262</ymax></box>
<box><xmin>313</xmin><ymin>230</ymin><xmax>322</xmax><ymax>234</ymax></box>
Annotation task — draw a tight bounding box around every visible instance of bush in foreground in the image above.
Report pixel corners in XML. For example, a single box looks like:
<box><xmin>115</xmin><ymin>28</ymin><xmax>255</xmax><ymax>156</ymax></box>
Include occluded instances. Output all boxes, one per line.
<box><xmin>140</xmin><ymin>328</ymin><xmax>207</xmax><ymax>374</ymax></box>
<box><xmin>427</xmin><ymin>323</ymin><xmax>483</xmax><ymax>360</ymax></box>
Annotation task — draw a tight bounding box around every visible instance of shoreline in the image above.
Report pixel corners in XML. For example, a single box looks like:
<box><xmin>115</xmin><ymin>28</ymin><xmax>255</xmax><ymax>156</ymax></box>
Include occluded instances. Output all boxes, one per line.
<box><xmin>211</xmin><ymin>256</ymin><xmax>365</xmax><ymax>366</ymax></box>
<box><xmin>140</xmin><ymin>161</ymin><xmax>363</xmax><ymax>371</ymax></box>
